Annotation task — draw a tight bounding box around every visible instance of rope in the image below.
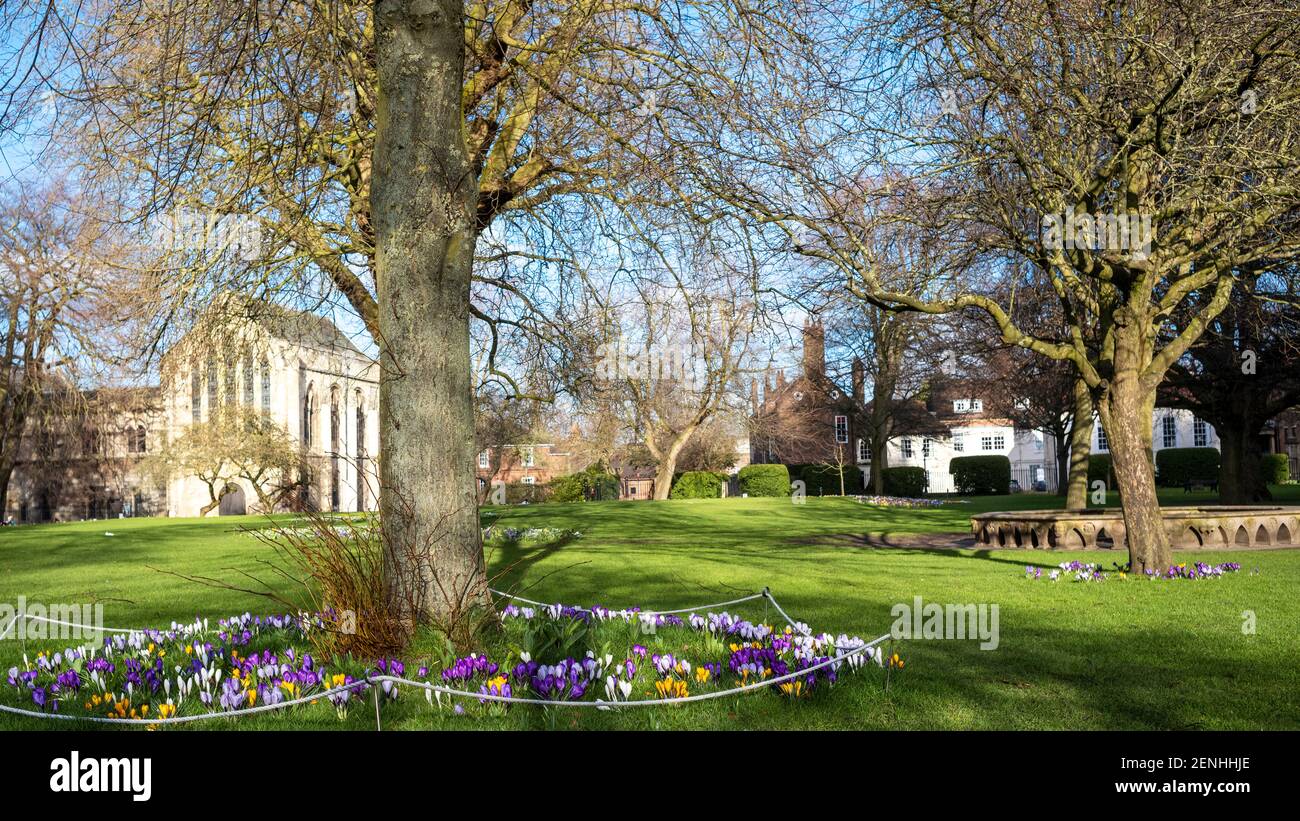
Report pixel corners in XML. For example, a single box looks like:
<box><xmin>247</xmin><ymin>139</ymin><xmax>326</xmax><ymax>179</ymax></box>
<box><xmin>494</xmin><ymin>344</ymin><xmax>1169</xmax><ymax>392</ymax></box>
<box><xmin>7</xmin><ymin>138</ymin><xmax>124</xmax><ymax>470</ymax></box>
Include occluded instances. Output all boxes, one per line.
<box><xmin>0</xmin><ymin>589</ymin><xmax>890</xmax><ymax>723</ymax></box>
<box><xmin>0</xmin><ymin>633</ymin><xmax>890</xmax><ymax>723</ymax></box>
<box><xmin>489</xmin><ymin>588</ymin><xmax>766</xmax><ymax>616</ymax></box>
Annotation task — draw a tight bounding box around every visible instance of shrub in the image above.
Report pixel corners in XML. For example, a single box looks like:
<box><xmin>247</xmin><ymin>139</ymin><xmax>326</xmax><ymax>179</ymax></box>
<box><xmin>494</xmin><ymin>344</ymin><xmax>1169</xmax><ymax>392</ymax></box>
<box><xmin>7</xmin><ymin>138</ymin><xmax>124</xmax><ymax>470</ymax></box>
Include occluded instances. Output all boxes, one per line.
<box><xmin>738</xmin><ymin>464</ymin><xmax>790</xmax><ymax>497</ymax></box>
<box><xmin>1155</xmin><ymin>447</ymin><xmax>1220</xmax><ymax>487</ymax></box>
<box><xmin>1087</xmin><ymin>454</ymin><xmax>1113</xmax><ymax>487</ymax></box>
<box><xmin>949</xmin><ymin>455</ymin><xmax>1011</xmax><ymax>495</ymax></box>
<box><xmin>549</xmin><ymin>468</ymin><xmax>621</xmax><ymax>502</ymax></box>
<box><xmin>882</xmin><ymin>466</ymin><xmax>927</xmax><ymax>497</ymax></box>
<box><xmin>505</xmin><ymin>481</ymin><xmax>551</xmax><ymax>504</ymax></box>
<box><xmin>793</xmin><ymin>463</ymin><xmax>864</xmax><ymax>496</ymax></box>
<box><xmin>669</xmin><ymin>471</ymin><xmax>725</xmax><ymax>499</ymax></box>
<box><xmin>1261</xmin><ymin>453</ymin><xmax>1290</xmax><ymax>485</ymax></box>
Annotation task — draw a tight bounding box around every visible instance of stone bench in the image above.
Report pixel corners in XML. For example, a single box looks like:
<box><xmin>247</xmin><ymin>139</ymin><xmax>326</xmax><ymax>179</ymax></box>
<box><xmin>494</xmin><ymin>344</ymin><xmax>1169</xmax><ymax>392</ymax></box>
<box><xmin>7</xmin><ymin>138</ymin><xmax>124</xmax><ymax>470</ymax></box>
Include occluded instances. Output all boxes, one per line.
<box><xmin>970</xmin><ymin>506</ymin><xmax>1300</xmax><ymax>550</ymax></box>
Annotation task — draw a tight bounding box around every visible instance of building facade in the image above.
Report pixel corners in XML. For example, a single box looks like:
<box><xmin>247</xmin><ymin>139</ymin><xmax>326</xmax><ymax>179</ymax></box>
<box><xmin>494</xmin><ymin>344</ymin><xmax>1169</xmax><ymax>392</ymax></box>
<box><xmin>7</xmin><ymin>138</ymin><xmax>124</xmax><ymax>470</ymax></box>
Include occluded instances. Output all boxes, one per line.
<box><xmin>4</xmin><ymin>307</ymin><xmax>379</xmax><ymax>521</ymax></box>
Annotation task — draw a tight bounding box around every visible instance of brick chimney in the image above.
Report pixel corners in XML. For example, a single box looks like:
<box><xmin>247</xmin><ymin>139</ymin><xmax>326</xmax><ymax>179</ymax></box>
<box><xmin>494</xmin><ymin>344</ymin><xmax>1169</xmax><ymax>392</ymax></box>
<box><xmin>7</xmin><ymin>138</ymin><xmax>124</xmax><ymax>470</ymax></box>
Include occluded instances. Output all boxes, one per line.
<box><xmin>851</xmin><ymin>357</ymin><xmax>865</xmax><ymax>403</ymax></box>
<box><xmin>802</xmin><ymin>320</ymin><xmax>825</xmax><ymax>379</ymax></box>
<box><xmin>776</xmin><ymin>369</ymin><xmax>786</xmax><ymax>390</ymax></box>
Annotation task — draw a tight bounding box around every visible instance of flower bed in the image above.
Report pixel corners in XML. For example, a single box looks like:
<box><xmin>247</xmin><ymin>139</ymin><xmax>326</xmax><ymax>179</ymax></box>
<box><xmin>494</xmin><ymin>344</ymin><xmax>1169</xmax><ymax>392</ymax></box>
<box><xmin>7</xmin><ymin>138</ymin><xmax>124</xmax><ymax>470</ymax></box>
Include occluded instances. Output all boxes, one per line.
<box><xmin>1023</xmin><ymin>561</ymin><xmax>1243</xmax><ymax>582</ymax></box>
<box><xmin>3</xmin><ymin>598</ymin><xmax>885</xmax><ymax>724</ymax></box>
<box><xmin>854</xmin><ymin>495</ymin><xmax>946</xmax><ymax>508</ymax></box>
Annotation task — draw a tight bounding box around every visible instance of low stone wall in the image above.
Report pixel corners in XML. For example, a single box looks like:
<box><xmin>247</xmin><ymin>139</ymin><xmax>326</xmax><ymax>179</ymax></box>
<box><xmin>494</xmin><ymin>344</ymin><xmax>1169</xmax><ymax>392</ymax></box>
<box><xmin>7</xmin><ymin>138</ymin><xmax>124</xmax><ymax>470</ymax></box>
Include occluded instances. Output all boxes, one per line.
<box><xmin>970</xmin><ymin>506</ymin><xmax>1300</xmax><ymax>550</ymax></box>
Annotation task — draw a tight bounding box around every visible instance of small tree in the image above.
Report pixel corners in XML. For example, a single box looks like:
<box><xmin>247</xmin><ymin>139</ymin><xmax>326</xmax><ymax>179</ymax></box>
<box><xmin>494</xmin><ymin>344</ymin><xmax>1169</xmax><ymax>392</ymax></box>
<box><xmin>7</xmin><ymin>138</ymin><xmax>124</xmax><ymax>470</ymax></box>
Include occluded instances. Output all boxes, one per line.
<box><xmin>149</xmin><ymin>408</ymin><xmax>298</xmax><ymax>516</ymax></box>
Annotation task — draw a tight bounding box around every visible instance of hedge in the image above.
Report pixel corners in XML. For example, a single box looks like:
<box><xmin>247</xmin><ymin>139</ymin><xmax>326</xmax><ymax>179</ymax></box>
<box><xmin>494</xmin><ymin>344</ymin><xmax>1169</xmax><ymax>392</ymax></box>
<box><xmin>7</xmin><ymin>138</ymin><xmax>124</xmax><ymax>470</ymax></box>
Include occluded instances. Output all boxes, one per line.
<box><xmin>1155</xmin><ymin>447</ymin><xmax>1220</xmax><ymax>487</ymax></box>
<box><xmin>669</xmin><ymin>471</ymin><xmax>725</xmax><ymax>499</ymax></box>
<box><xmin>550</xmin><ymin>468</ymin><xmax>621</xmax><ymax>502</ymax></box>
<box><xmin>1088</xmin><ymin>454</ymin><xmax>1113</xmax><ymax>488</ymax></box>
<box><xmin>1261</xmin><ymin>453</ymin><xmax>1290</xmax><ymax>484</ymax></box>
<box><xmin>505</xmin><ymin>481</ymin><xmax>551</xmax><ymax>504</ymax></box>
<box><xmin>949</xmin><ymin>455</ymin><xmax>1011</xmax><ymax>495</ymax></box>
<box><xmin>882</xmin><ymin>466</ymin><xmax>927</xmax><ymax>497</ymax></box>
<box><xmin>791</xmin><ymin>463</ymin><xmax>864</xmax><ymax>496</ymax></box>
<box><xmin>738</xmin><ymin>464</ymin><xmax>790</xmax><ymax>497</ymax></box>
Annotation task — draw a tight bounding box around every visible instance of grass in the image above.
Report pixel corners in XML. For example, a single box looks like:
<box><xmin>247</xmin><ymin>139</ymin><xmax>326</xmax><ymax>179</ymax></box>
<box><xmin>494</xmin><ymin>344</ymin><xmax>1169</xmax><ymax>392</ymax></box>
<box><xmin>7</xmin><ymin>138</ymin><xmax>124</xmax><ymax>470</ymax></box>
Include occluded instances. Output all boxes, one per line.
<box><xmin>2</xmin><ymin>487</ymin><xmax>1298</xmax><ymax>730</ymax></box>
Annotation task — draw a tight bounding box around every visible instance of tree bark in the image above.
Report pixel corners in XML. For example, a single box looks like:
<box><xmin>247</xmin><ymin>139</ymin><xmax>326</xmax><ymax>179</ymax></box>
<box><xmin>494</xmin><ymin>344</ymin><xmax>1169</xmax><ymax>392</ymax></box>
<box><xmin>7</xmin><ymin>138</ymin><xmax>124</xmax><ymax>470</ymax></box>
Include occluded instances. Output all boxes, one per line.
<box><xmin>651</xmin><ymin>425</ymin><xmax>698</xmax><ymax>500</ymax></box>
<box><xmin>1064</xmin><ymin>379</ymin><xmax>1092</xmax><ymax>511</ymax></box>
<box><xmin>374</xmin><ymin>0</ymin><xmax>487</xmax><ymax>622</ymax></box>
<box><xmin>1217</xmin><ymin>420</ymin><xmax>1271</xmax><ymax>504</ymax></box>
<box><xmin>868</xmin><ymin>435</ymin><xmax>888</xmax><ymax>494</ymax></box>
<box><xmin>1098</xmin><ymin>327</ymin><xmax>1171</xmax><ymax>571</ymax></box>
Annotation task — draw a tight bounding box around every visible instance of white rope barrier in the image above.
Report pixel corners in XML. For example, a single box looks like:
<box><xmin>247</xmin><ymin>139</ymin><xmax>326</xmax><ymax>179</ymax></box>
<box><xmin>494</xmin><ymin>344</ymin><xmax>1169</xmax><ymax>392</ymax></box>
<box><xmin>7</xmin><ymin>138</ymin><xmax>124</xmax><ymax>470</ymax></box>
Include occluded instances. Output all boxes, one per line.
<box><xmin>0</xmin><ymin>589</ymin><xmax>892</xmax><ymax>724</ymax></box>
<box><xmin>489</xmin><ymin>588</ymin><xmax>767</xmax><ymax>616</ymax></box>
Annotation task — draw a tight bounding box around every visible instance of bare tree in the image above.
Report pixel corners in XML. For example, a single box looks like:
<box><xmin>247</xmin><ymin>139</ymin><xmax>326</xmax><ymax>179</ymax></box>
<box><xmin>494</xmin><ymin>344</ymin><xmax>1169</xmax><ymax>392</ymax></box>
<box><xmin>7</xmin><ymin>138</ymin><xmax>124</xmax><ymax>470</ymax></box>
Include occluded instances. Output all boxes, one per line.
<box><xmin>688</xmin><ymin>1</ymin><xmax>1300</xmax><ymax>570</ymax></box>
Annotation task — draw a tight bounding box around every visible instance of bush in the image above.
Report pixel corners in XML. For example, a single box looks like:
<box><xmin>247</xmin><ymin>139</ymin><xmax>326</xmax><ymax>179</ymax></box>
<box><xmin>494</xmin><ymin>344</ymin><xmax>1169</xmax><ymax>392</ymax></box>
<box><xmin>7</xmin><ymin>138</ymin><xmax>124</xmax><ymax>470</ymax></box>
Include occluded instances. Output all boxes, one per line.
<box><xmin>1088</xmin><ymin>454</ymin><xmax>1113</xmax><ymax>488</ymax></box>
<box><xmin>1261</xmin><ymin>453</ymin><xmax>1290</xmax><ymax>484</ymax></box>
<box><xmin>738</xmin><ymin>464</ymin><xmax>790</xmax><ymax>497</ymax></box>
<box><xmin>505</xmin><ymin>481</ymin><xmax>551</xmax><ymax>504</ymax></box>
<box><xmin>792</xmin><ymin>463</ymin><xmax>864</xmax><ymax>496</ymax></box>
<box><xmin>1155</xmin><ymin>447</ymin><xmax>1220</xmax><ymax>487</ymax></box>
<box><xmin>882</xmin><ymin>466</ymin><xmax>927</xmax><ymax>497</ymax></box>
<box><xmin>549</xmin><ymin>468</ymin><xmax>621</xmax><ymax>502</ymax></box>
<box><xmin>949</xmin><ymin>455</ymin><xmax>1011</xmax><ymax>495</ymax></box>
<box><xmin>669</xmin><ymin>471</ymin><xmax>725</xmax><ymax>499</ymax></box>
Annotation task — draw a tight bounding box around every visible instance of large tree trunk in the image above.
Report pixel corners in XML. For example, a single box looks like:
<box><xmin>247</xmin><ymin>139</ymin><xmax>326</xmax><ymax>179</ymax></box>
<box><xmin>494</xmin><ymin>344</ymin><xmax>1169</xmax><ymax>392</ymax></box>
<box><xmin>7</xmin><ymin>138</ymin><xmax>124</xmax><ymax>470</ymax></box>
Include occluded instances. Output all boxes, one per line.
<box><xmin>374</xmin><ymin>0</ymin><xmax>487</xmax><ymax>623</ymax></box>
<box><xmin>868</xmin><ymin>435</ymin><xmax>888</xmax><ymax>494</ymax></box>
<box><xmin>1218</xmin><ymin>419</ymin><xmax>1272</xmax><ymax>504</ymax></box>
<box><xmin>1064</xmin><ymin>379</ymin><xmax>1092</xmax><ymax>511</ymax></box>
<box><xmin>1099</xmin><ymin>342</ymin><xmax>1171</xmax><ymax>572</ymax></box>
<box><xmin>651</xmin><ymin>426</ymin><xmax>697</xmax><ymax>500</ymax></box>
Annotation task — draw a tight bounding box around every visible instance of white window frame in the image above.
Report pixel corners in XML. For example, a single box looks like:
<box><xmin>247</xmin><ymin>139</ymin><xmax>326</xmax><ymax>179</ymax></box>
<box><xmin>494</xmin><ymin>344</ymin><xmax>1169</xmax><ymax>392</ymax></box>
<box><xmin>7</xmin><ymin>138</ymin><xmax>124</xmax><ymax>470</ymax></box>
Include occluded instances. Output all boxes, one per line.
<box><xmin>834</xmin><ymin>415</ymin><xmax>849</xmax><ymax>444</ymax></box>
<box><xmin>1097</xmin><ymin>426</ymin><xmax>1109</xmax><ymax>452</ymax></box>
<box><xmin>901</xmin><ymin>437</ymin><xmax>914</xmax><ymax>458</ymax></box>
<box><xmin>922</xmin><ymin>437</ymin><xmax>932</xmax><ymax>458</ymax></box>
<box><xmin>521</xmin><ymin>447</ymin><xmax>535</xmax><ymax>467</ymax></box>
<box><xmin>1162</xmin><ymin>415</ymin><xmax>1177</xmax><ymax>449</ymax></box>
<box><xmin>478</xmin><ymin>450</ymin><xmax>490</xmax><ymax>469</ymax></box>
<box><xmin>521</xmin><ymin>476</ymin><xmax>536</xmax><ymax>485</ymax></box>
<box><xmin>857</xmin><ymin>438</ymin><xmax>868</xmax><ymax>462</ymax></box>
<box><xmin>952</xmin><ymin>433</ymin><xmax>964</xmax><ymax>452</ymax></box>
<box><xmin>1193</xmin><ymin>418</ymin><xmax>1208</xmax><ymax>447</ymax></box>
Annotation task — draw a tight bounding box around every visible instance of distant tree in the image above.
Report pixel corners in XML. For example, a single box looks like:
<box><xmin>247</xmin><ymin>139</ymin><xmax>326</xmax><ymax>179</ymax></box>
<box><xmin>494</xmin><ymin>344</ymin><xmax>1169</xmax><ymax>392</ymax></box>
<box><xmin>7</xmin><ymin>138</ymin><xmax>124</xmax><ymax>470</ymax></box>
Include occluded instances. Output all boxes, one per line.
<box><xmin>1160</xmin><ymin>267</ymin><xmax>1300</xmax><ymax>503</ymax></box>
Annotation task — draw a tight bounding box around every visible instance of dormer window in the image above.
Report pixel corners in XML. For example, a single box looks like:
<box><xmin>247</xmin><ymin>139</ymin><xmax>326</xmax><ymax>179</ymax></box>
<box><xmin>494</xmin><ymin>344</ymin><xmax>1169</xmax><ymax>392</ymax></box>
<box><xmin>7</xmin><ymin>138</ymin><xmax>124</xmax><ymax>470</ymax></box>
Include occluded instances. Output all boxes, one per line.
<box><xmin>953</xmin><ymin>398</ymin><xmax>983</xmax><ymax>414</ymax></box>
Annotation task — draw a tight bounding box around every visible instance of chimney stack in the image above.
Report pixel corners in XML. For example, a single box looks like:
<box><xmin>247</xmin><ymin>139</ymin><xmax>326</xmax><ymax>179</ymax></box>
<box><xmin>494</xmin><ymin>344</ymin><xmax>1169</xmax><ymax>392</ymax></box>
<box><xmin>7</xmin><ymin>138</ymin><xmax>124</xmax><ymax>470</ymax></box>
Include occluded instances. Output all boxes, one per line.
<box><xmin>802</xmin><ymin>320</ymin><xmax>825</xmax><ymax>378</ymax></box>
<box><xmin>750</xmin><ymin>378</ymin><xmax>760</xmax><ymax>415</ymax></box>
<box><xmin>776</xmin><ymin>369</ymin><xmax>786</xmax><ymax>390</ymax></box>
<box><xmin>852</xmin><ymin>357</ymin><xmax>865</xmax><ymax>403</ymax></box>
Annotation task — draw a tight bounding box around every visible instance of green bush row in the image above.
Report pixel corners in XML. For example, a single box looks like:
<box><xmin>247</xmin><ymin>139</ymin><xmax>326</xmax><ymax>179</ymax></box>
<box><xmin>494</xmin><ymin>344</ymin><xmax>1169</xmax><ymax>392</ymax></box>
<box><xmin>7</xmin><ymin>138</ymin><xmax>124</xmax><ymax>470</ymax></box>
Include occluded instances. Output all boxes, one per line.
<box><xmin>669</xmin><ymin>471</ymin><xmax>727</xmax><ymax>499</ymax></box>
<box><xmin>1155</xmin><ymin>447</ymin><xmax>1220</xmax><ymax>487</ymax></box>
<box><xmin>738</xmin><ymin>464</ymin><xmax>790</xmax><ymax>497</ymax></box>
<box><xmin>949</xmin><ymin>455</ymin><xmax>1011</xmax><ymax>495</ymax></box>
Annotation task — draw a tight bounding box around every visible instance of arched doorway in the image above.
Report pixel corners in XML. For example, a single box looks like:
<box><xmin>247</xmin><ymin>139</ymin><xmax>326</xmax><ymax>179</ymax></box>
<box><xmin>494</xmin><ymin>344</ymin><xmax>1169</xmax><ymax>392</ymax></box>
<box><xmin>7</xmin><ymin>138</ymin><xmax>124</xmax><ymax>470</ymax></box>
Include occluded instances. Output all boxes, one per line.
<box><xmin>219</xmin><ymin>484</ymin><xmax>247</xmax><ymax>516</ymax></box>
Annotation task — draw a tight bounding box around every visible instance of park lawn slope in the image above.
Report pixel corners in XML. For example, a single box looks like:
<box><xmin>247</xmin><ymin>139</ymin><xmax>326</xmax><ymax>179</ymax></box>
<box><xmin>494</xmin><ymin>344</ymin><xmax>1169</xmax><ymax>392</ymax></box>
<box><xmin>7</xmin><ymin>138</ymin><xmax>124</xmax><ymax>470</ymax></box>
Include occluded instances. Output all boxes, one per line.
<box><xmin>0</xmin><ymin>494</ymin><xmax>1297</xmax><ymax>729</ymax></box>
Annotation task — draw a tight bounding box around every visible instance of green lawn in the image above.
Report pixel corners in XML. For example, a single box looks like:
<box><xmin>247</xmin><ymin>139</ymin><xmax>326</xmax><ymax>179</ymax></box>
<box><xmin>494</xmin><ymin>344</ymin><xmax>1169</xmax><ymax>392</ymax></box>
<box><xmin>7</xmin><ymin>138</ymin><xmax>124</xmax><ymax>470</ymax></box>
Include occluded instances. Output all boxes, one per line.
<box><xmin>2</xmin><ymin>489</ymin><xmax>1298</xmax><ymax>730</ymax></box>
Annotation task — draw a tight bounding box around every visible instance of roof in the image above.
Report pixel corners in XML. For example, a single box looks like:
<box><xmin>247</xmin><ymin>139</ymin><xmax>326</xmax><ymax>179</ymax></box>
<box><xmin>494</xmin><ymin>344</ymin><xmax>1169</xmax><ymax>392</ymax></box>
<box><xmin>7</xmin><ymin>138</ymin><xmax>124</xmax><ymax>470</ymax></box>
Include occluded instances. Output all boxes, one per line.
<box><xmin>251</xmin><ymin>304</ymin><xmax>364</xmax><ymax>356</ymax></box>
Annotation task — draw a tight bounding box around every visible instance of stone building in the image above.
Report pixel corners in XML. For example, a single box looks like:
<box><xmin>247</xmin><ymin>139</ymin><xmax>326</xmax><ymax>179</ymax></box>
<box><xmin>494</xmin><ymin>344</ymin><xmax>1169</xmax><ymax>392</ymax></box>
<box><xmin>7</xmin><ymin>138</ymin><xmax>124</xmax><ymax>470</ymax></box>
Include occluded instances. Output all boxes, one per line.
<box><xmin>4</xmin><ymin>305</ymin><xmax>379</xmax><ymax>521</ymax></box>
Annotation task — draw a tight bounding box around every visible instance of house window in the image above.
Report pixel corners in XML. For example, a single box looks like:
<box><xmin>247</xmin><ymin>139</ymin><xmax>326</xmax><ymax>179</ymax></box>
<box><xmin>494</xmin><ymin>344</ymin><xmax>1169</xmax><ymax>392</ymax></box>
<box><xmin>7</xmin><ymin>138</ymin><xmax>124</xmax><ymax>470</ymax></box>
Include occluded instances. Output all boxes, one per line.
<box><xmin>478</xmin><ymin>450</ymin><xmax>490</xmax><ymax>469</ymax></box>
<box><xmin>857</xmin><ymin>439</ymin><xmax>868</xmax><ymax>462</ymax></box>
<box><xmin>1193</xmin><ymin>418</ymin><xmax>1208</xmax><ymax>447</ymax></box>
<box><xmin>1162</xmin><ymin>415</ymin><xmax>1177</xmax><ymax>449</ymax></box>
<box><xmin>127</xmin><ymin>425</ymin><xmax>147</xmax><ymax>454</ymax></box>
<box><xmin>1097</xmin><ymin>426</ymin><xmax>1109</xmax><ymax>452</ymax></box>
<box><xmin>981</xmin><ymin>434</ymin><xmax>1006</xmax><ymax>451</ymax></box>
<box><xmin>953</xmin><ymin>399</ymin><xmax>983</xmax><ymax>413</ymax></box>
<box><xmin>521</xmin><ymin>447</ymin><xmax>535</xmax><ymax>467</ymax></box>
<box><xmin>952</xmin><ymin>433</ymin><xmax>964</xmax><ymax>452</ymax></box>
<box><xmin>901</xmin><ymin>438</ymin><xmax>914</xmax><ymax>458</ymax></box>
<box><xmin>834</xmin><ymin>415</ymin><xmax>849</xmax><ymax>444</ymax></box>
<box><xmin>243</xmin><ymin>355</ymin><xmax>254</xmax><ymax>405</ymax></box>
<box><xmin>521</xmin><ymin>476</ymin><xmax>536</xmax><ymax>485</ymax></box>
<box><xmin>224</xmin><ymin>356</ymin><xmax>236</xmax><ymax>406</ymax></box>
